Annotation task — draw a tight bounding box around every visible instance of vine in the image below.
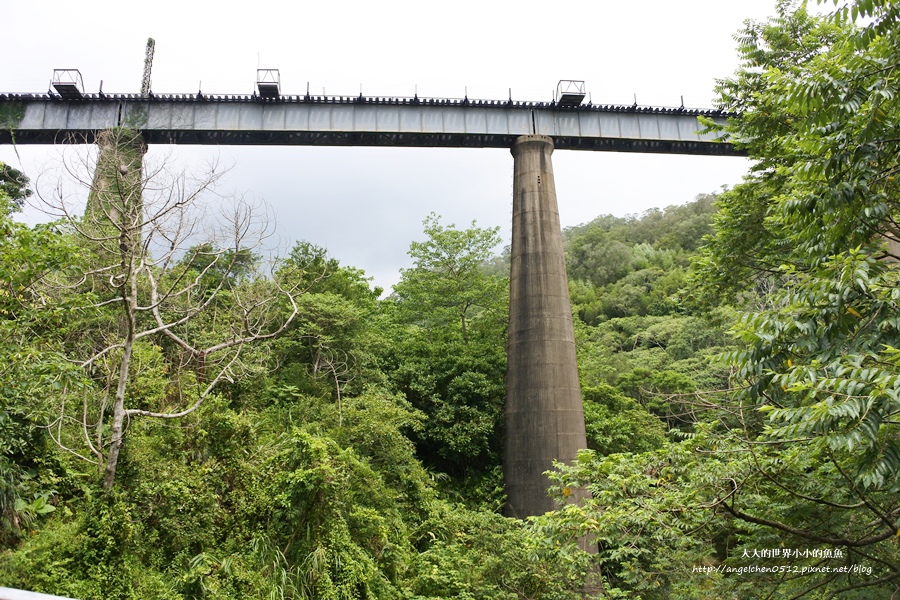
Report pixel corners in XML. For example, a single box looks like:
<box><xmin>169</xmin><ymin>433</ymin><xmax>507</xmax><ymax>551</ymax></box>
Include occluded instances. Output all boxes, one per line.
<box><xmin>0</xmin><ymin>101</ymin><xmax>24</xmax><ymax>145</ymax></box>
<box><xmin>121</xmin><ymin>105</ymin><xmax>148</xmax><ymax>129</ymax></box>
<box><xmin>0</xmin><ymin>101</ymin><xmax>24</xmax><ymax>129</ymax></box>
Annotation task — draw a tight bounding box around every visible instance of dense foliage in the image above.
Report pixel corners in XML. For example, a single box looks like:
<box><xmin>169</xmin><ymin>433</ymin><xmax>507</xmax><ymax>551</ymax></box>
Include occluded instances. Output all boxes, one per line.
<box><xmin>0</xmin><ymin>189</ymin><xmax>590</xmax><ymax>597</ymax></box>
<box><xmin>544</xmin><ymin>2</ymin><xmax>900</xmax><ymax>598</ymax></box>
<box><xmin>0</xmin><ymin>155</ymin><xmax>731</xmax><ymax>598</ymax></box>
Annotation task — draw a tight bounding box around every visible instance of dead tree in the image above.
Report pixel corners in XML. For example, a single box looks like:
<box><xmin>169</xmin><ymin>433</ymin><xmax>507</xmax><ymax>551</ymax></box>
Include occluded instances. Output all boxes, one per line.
<box><xmin>37</xmin><ymin>129</ymin><xmax>313</xmax><ymax>489</ymax></box>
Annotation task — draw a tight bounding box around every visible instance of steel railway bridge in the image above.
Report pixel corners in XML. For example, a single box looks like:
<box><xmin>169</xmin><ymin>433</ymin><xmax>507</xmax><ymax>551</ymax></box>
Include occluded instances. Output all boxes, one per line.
<box><xmin>0</xmin><ymin>90</ymin><xmax>736</xmax><ymax>155</ymax></box>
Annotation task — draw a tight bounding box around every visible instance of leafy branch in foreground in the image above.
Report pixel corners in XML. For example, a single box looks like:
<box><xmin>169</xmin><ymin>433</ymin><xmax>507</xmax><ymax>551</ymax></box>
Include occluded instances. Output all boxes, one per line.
<box><xmin>544</xmin><ymin>2</ymin><xmax>900</xmax><ymax>597</ymax></box>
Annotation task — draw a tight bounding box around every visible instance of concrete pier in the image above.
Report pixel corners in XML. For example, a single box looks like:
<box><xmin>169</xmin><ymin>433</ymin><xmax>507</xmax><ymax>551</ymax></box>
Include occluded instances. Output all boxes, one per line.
<box><xmin>504</xmin><ymin>134</ymin><xmax>588</xmax><ymax>518</ymax></box>
<box><xmin>86</xmin><ymin>128</ymin><xmax>146</xmax><ymax>234</ymax></box>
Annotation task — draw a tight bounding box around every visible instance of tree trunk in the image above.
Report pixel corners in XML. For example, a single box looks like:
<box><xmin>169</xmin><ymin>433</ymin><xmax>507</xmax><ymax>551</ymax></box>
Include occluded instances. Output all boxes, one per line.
<box><xmin>103</xmin><ymin>242</ymin><xmax>138</xmax><ymax>491</ymax></box>
<box><xmin>102</xmin><ymin>331</ymin><xmax>133</xmax><ymax>490</ymax></box>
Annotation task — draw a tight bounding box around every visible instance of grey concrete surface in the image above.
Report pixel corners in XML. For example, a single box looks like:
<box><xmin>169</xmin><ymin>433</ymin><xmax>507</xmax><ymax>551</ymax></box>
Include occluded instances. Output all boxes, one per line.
<box><xmin>504</xmin><ymin>134</ymin><xmax>589</xmax><ymax>518</ymax></box>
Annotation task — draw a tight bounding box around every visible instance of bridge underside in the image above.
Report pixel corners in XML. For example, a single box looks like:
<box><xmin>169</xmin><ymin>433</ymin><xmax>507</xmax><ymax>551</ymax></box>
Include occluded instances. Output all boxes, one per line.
<box><xmin>2</xmin><ymin>129</ymin><xmax>740</xmax><ymax>155</ymax></box>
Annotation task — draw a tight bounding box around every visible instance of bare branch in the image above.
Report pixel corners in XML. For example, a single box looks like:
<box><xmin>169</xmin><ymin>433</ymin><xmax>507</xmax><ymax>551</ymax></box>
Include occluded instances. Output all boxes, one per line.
<box><xmin>125</xmin><ymin>346</ymin><xmax>244</xmax><ymax>419</ymax></box>
<box><xmin>27</xmin><ymin>133</ymin><xmax>310</xmax><ymax>488</ymax></box>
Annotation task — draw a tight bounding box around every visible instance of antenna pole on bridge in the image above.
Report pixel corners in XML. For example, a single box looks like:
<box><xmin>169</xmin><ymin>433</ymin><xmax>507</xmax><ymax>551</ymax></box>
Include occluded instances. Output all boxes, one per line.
<box><xmin>141</xmin><ymin>38</ymin><xmax>155</xmax><ymax>98</ymax></box>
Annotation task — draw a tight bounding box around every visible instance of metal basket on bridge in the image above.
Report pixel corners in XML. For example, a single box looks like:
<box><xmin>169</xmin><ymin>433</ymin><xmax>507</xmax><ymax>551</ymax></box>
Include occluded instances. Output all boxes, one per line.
<box><xmin>556</xmin><ymin>80</ymin><xmax>585</xmax><ymax>107</ymax></box>
<box><xmin>257</xmin><ymin>69</ymin><xmax>280</xmax><ymax>98</ymax></box>
<box><xmin>51</xmin><ymin>69</ymin><xmax>84</xmax><ymax>99</ymax></box>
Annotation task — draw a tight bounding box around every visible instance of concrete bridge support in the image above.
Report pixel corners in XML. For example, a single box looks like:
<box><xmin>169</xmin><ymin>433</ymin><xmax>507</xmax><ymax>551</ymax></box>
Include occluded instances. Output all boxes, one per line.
<box><xmin>504</xmin><ymin>134</ymin><xmax>589</xmax><ymax>518</ymax></box>
<box><xmin>86</xmin><ymin>128</ymin><xmax>147</xmax><ymax>236</ymax></box>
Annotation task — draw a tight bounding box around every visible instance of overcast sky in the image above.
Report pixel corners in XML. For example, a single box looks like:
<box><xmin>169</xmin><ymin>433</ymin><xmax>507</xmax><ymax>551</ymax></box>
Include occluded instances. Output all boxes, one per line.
<box><xmin>0</xmin><ymin>0</ymin><xmax>784</xmax><ymax>291</ymax></box>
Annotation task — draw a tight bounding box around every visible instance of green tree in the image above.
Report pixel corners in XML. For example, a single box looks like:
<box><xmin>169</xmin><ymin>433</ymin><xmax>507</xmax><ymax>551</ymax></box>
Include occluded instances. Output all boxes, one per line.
<box><xmin>0</xmin><ymin>162</ymin><xmax>31</xmax><ymax>211</ymax></box>
<box><xmin>700</xmin><ymin>0</ymin><xmax>900</xmax><ymax>492</ymax></box>
<box><xmin>692</xmin><ymin>1</ymin><xmax>900</xmax><ymax>595</ymax></box>
<box><xmin>581</xmin><ymin>384</ymin><xmax>666</xmax><ymax>455</ymax></box>
<box><xmin>387</xmin><ymin>214</ymin><xmax>508</xmax><ymax>503</ymax></box>
<box><xmin>0</xmin><ymin>179</ymin><xmax>75</xmax><ymax>548</ymax></box>
<box><xmin>393</xmin><ymin>213</ymin><xmax>505</xmax><ymax>343</ymax></box>
<box><xmin>270</xmin><ymin>241</ymin><xmax>385</xmax><ymax>420</ymax></box>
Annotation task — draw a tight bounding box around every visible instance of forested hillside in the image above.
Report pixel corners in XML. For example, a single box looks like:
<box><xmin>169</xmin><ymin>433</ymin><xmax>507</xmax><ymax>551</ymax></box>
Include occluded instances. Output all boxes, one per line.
<box><xmin>2</xmin><ymin>1</ymin><xmax>900</xmax><ymax>598</ymax></box>
<box><xmin>562</xmin><ymin>195</ymin><xmax>736</xmax><ymax>458</ymax></box>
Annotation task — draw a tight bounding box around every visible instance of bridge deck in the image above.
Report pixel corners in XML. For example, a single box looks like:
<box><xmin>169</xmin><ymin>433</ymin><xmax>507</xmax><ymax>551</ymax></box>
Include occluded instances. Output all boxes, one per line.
<box><xmin>0</xmin><ymin>93</ymin><xmax>739</xmax><ymax>155</ymax></box>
